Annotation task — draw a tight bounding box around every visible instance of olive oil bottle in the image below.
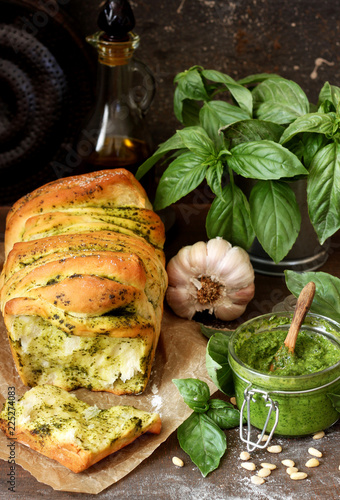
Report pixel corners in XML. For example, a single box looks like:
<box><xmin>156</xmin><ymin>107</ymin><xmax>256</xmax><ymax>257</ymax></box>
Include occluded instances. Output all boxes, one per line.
<box><xmin>76</xmin><ymin>0</ymin><xmax>155</xmax><ymax>192</ymax></box>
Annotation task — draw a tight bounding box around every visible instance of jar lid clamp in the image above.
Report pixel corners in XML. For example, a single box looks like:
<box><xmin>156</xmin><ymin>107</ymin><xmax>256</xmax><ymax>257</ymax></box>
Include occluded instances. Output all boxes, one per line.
<box><xmin>239</xmin><ymin>384</ymin><xmax>279</xmax><ymax>452</ymax></box>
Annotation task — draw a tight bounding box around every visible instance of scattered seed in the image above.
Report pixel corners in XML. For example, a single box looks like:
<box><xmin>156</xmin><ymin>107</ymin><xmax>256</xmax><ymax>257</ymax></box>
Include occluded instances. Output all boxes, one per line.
<box><xmin>241</xmin><ymin>462</ymin><xmax>256</xmax><ymax>471</ymax></box>
<box><xmin>290</xmin><ymin>472</ymin><xmax>308</xmax><ymax>480</ymax></box>
<box><xmin>257</xmin><ymin>433</ymin><xmax>269</xmax><ymax>442</ymax></box>
<box><xmin>281</xmin><ymin>459</ymin><xmax>295</xmax><ymax>467</ymax></box>
<box><xmin>313</xmin><ymin>431</ymin><xmax>325</xmax><ymax>440</ymax></box>
<box><xmin>306</xmin><ymin>458</ymin><xmax>320</xmax><ymax>468</ymax></box>
<box><xmin>258</xmin><ymin>468</ymin><xmax>271</xmax><ymax>478</ymax></box>
<box><xmin>251</xmin><ymin>476</ymin><xmax>265</xmax><ymax>485</ymax></box>
<box><xmin>230</xmin><ymin>397</ymin><xmax>237</xmax><ymax>405</ymax></box>
<box><xmin>286</xmin><ymin>467</ymin><xmax>299</xmax><ymax>475</ymax></box>
<box><xmin>308</xmin><ymin>447</ymin><xmax>323</xmax><ymax>458</ymax></box>
<box><xmin>261</xmin><ymin>463</ymin><xmax>277</xmax><ymax>470</ymax></box>
<box><xmin>267</xmin><ymin>445</ymin><xmax>282</xmax><ymax>453</ymax></box>
<box><xmin>172</xmin><ymin>457</ymin><xmax>184</xmax><ymax>467</ymax></box>
<box><xmin>240</xmin><ymin>451</ymin><xmax>251</xmax><ymax>461</ymax></box>
<box><xmin>257</xmin><ymin>434</ymin><xmax>269</xmax><ymax>441</ymax></box>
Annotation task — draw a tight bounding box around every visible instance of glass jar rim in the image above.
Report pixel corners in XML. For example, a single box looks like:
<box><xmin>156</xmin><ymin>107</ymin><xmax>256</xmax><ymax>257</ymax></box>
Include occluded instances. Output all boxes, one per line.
<box><xmin>228</xmin><ymin>311</ymin><xmax>340</xmax><ymax>383</ymax></box>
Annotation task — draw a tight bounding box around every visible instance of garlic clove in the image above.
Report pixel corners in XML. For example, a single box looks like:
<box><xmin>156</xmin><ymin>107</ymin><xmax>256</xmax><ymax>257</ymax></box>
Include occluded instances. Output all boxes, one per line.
<box><xmin>166</xmin><ymin>286</ymin><xmax>198</xmax><ymax>320</ymax></box>
<box><xmin>217</xmin><ymin>247</ymin><xmax>254</xmax><ymax>288</ymax></box>
<box><xmin>228</xmin><ymin>283</ymin><xmax>255</xmax><ymax>305</ymax></box>
<box><xmin>214</xmin><ymin>302</ymin><xmax>247</xmax><ymax>321</ymax></box>
<box><xmin>206</xmin><ymin>238</ymin><xmax>232</xmax><ymax>275</ymax></box>
<box><xmin>167</xmin><ymin>247</ymin><xmax>193</xmax><ymax>286</ymax></box>
<box><xmin>166</xmin><ymin>238</ymin><xmax>255</xmax><ymax>321</ymax></box>
<box><xmin>188</xmin><ymin>241</ymin><xmax>208</xmax><ymax>274</ymax></box>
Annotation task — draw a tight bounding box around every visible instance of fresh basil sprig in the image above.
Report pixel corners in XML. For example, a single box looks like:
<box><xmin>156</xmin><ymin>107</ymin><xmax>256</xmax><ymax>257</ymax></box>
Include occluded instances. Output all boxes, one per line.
<box><xmin>328</xmin><ymin>393</ymin><xmax>340</xmax><ymax>413</ymax></box>
<box><xmin>173</xmin><ymin>378</ymin><xmax>242</xmax><ymax>476</ymax></box>
<box><xmin>136</xmin><ymin>67</ymin><xmax>340</xmax><ymax>263</ymax></box>
<box><xmin>206</xmin><ymin>332</ymin><xmax>235</xmax><ymax>396</ymax></box>
<box><xmin>285</xmin><ymin>270</ymin><xmax>340</xmax><ymax>323</ymax></box>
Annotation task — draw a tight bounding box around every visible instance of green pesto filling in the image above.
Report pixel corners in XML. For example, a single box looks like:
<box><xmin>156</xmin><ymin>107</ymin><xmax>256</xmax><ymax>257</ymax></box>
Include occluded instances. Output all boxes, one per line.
<box><xmin>0</xmin><ymin>385</ymin><xmax>156</xmax><ymax>453</ymax></box>
<box><xmin>11</xmin><ymin>316</ymin><xmax>152</xmax><ymax>392</ymax></box>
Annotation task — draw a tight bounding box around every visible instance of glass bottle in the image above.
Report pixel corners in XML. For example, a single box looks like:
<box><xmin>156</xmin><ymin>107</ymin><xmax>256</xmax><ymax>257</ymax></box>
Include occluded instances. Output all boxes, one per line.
<box><xmin>76</xmin><ymin>0</ymin><xmax>155</xmax><ymax>185</ymax></box>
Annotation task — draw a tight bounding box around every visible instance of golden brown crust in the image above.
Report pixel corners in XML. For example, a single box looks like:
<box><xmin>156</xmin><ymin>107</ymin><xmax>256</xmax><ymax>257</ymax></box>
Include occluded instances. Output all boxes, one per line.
<box><xmin>0</xmin><ymin>169</ymin><xmax>167</xmax><ymax>395</ymax></box>
<box><xmin>5</xmin><ymin>169</ymin><xmax>154</xmax><ymax>257</ymax></box>
<box><xmin>0</xmin><ymin>385</ymin><xmax>162</xmax><ymax>473</ymax></box>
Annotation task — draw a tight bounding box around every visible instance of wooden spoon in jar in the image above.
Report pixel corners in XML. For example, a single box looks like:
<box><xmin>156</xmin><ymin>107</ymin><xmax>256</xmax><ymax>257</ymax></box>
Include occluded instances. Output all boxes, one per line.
<box><xmin>270</xmin><ymin>281</ymin><xmax>316</xmax><ymax>371</ymax></box>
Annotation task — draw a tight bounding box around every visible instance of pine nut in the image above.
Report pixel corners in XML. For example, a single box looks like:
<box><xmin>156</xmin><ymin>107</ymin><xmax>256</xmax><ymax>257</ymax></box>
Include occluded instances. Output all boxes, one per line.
<box><xmin>313</xmin><ymin>431</ymin><xmax>325</xmax><ymax>440</ymax></box>
<box><xmin>240</xmin><ymin>451</ymin><xmax>251</xmax><ymax>461</ymax></box>
<box><xmin>306</xmin><ymin>458</ymin><xmax>320</xmax><ymax>468</ymax></box>
<box><xmin>261</xmin><ymin>463</ymin><xmax>277</xmax><ymax>470</ymax></box>
<box><xmin>290</xmin><ymin>472</ymin><xmax>308</xmax><ymax>480</ymax></box>
<box><xmin>241</xmin><ymin>462</ymin><xmax>256</xmax><ymax>471</ymax></box>
<box><xmin>267</xmin><ymin>445</ymin><xmax>282</xmax><ymax>453</ymax></box>
<box><xmin>172</xmin><ymin>457</ymin><xmax>184</xmax><ymax>467</ymax></box>
<box><xmin>230</xmin><ymin>397</ymin><xmax>236</xmax><ymax>405</ymax></box>
<box><xmin>281</xmin><ymin>459</ymin><xmax>295</xmax><ymax>467</ymax></box>
<box><xmin>258</xmin><ymin>468</ymin><xmax>271</xmax><ymax>478</ymax></box>
<box><xmin>257</xmin><ymin>433</ymin><xmax>269</xmax><ymax>442</ymax></box>
<box><xmin>286</xmin><ymin>467</ymin><xmax>299</xmax><ymax>475</ymax></box>
<box><xmin>251</xmin><ymin>476</ymin><xmax>265</xmax><ymax>485</ymax></box>
<box><xmin>308</xmin><ymin>447</ymin><xmax>322</xmax><ymax>458</ymax></box>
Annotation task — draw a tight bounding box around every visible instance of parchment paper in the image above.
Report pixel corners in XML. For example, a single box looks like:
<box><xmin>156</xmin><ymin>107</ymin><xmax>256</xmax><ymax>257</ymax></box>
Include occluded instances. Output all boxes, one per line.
<box><xmin>0</xmin><ymin>305</ymin><xmax>218</xmax><ymax>494</ymax></box>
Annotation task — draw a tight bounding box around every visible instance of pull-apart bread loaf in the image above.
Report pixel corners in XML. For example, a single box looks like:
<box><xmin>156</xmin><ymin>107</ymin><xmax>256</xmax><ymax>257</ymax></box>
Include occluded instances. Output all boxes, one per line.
<box><xmin>0</xmin><ymin>385</ymin><xmax>161</xmax><ymax>473</ymax></box>
<box><xmin>0</xmin><ymin>169</ymin><xmax>167</xmax><ymax>394</ymax></box>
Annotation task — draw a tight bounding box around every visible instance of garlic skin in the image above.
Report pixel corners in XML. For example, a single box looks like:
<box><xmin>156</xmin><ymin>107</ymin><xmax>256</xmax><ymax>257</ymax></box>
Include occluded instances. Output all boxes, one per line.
<box><xmin>166</xmin><ymin>238</ymin><xmax>255</xmax><ymax>321</ymax></box>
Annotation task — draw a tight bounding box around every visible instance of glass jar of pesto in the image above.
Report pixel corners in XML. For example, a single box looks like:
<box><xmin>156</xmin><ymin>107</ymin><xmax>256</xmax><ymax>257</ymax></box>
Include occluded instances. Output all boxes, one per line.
<box><xmin>228</xmin><ymin>312</ymin><xmax>340</xmax><ymax>447</ymax></box>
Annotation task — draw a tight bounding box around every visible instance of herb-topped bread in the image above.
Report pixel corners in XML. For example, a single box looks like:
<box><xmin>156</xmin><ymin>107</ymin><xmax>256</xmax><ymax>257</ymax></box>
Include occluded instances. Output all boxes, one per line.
<box><xmin>0</xmin><ymin>385</ymin><xmax>161</xmax><ymax>473</ymax></box>
<box><xmin>0</xmin><ymin>169</ymin><xmax>167</xmax><ymax>394</ymax></box>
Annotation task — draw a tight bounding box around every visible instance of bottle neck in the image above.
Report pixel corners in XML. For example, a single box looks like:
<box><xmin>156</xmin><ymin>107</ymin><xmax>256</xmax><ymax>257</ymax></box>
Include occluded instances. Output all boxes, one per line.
<box><xmin>95</xmin><ymin>61</ymin><xmax>132</xmax><ymax>105</ymax></box>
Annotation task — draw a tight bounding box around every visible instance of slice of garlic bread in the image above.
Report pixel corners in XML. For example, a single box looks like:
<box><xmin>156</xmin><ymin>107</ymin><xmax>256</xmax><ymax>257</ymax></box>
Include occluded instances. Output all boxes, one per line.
<box><xmin>0</xmin><ymin>385</ymin><xmax>161</xmax><ymax>473</ymax></box>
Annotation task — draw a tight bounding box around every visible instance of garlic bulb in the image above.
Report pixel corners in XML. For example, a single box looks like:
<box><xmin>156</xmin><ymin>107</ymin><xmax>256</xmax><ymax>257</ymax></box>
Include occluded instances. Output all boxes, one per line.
<box><xmin>166</xmin><ymin>237</ymin><xmax>255</xmax><ymax>321</ymax></box>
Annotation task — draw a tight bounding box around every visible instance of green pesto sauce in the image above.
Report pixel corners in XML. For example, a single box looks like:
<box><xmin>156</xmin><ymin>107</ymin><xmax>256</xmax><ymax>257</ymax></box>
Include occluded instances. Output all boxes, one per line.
<box><xmin>236</xmin><ymin>329</ymin><xmax>340</xmax><ymax>376</ymax></box>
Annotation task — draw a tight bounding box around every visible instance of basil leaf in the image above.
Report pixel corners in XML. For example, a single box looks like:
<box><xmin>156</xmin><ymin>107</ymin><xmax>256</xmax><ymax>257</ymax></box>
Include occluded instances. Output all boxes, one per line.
<box><xmin>207</xmin><ymin>399</ymin><xmax>242</xmax><ymax>429</ymax></box>
<box><xmin>200</xmin><ymin>101</ymin><xmax>250</xmax><ymax>142</ymax></box>
<box><xmin>280</xmin><ymin>113</ymin><xmax>336</xmax><ymax>145</ymax></box>
<box><xmin>249</xmin><ymin>181</ymin><xmax>301</xmax><ymax>263</ymax></box>
<box><xmin>252</xmin><ymin>77</ymin><xmax>310</xmax><ymax>124</ymax></box>
<box><xmin>174</xmin><ymin>67</ymin><xmax>209</xmax><ymax>123</ymax></box>
<box><xmin>222</xmin><ymin>119</ymin><xmax>284</xmax><ymax>147</ymax></box>
<box><xmin>237</xmin><ymin>73</ymin><xmax>282</xmax><ymax>86</ymax></box>
<box><xmin>327</xmin><ymin>393</ymin><xmax>340</xmax><ymax>413</ymax></box>
<box><xmin>174</xmin><ymin>67</ymin><xmax>209</xmax><ymax>100</ymax></box>
<box><xmin>206</xmin><ymin>332</ymin><xmax>234</xmax><ymax>396</ymax></box>
<box><xmin>307</xmin><ymin>142</ymin><xmax>340</xmax><ymax>243</ymax></box>
<box><xmin>205</xmin><ymin>160</ymin><xmax>225</xmax><ymax>198</ymax></box>
<box><xmin>300</xmin><ymin>133</ymin><xmax>330</xmax><ymax>168</ymax></box>
<box><xmin>154</xmin><ymin>152</ymin><xmax>208</xmax><ymax>210</ymax></box>
<box><xmin>181</xmin><ymin>99</ymin><xmax>201</xmax><ymax>127</ymax></box>
<box><xmin>318</xmin><ymin>82</ymin><xmax>340</xmax><ymax>111</ymax></box>
<box><xmin>285</xmin><ymin>270</ymin><xmax>340</xmax><ymax>324</ymax></box>
<box><xmin>229</xmin><ymin>140</ymin><xmax>308</xmax><ymax>180</ymax></box>
<box><xmin>177</xmin><ymin>412</ymin><xmax>227</xmax><ymax>477</ymax></box>
<box><xmin>177</xmin><ymin>126</ymin><xmax>216</xmax><ymax>156</ymax></box>
<box><xmin>206</xmin><ymin>183</ymin><xmax>255</xmax><ymax>250</ymax></box>
<box><xmin>200</xmin><ymin>324</ymin><xmax>233</xmax><ymax>340</ymax></box>
<box><xmin>136</xmin><ymin>132</ymin><xmax>185</xmax><ymax>180</ymax></box>
<box><xmin>173</xmin><ymin>378</ymin><xmax>210</xmax><ymax>413</ymax></box>
<box><xmin>202</xmin><ymin>69</ymin><xmax>253</xmax><ymax>115</ymax></box>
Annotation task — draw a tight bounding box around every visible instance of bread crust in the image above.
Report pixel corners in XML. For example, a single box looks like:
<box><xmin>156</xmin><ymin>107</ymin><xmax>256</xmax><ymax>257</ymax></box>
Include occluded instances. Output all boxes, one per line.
<box><xmin>0</xmin><ymin>169</ymin><xmax>167</xmax><ymax>395</ymax></box>
<box><xmin>0</xmin><ymin>386</ymin><xmax>162</xmax><ymax>473</ymax></box>
<box><xmin>5</xmin><ymin>169</ymin><xmax>153</xmax><ymax>257</ymax></box>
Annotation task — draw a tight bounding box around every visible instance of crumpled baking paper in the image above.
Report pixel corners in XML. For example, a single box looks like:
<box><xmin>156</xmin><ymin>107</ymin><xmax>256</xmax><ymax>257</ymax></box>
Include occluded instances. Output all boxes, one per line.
<box><xmin>0</xmin><ymin>306</ymin><xmax>217</xmax><ymax>494</ymax></box>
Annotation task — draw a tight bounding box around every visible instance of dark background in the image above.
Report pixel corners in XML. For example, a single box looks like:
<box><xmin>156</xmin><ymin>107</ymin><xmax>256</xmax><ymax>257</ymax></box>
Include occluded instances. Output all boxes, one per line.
<box><xmin>62</xmin><ymin>0</ymin><xmax>340</xmax><ymax>147</ymax></box>
<box><xmin>1</xmin><ymin>0</ymin><xmax>340</xmax><ymax>202</ymax></box>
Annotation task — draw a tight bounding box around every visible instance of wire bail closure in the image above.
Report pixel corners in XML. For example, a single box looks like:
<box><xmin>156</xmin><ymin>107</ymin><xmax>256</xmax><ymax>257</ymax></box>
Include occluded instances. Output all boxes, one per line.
<box><xmin>239</xmin><ymin>384</ymin><xmax>279</xmax><ymax>452</ymax></box>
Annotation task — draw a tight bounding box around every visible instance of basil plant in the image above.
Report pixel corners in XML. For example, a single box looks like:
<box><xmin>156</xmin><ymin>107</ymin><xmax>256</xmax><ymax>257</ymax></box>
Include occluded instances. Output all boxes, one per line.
<box><xmin>136</xmin><ymin>66</ymin><xmax>340</xmax><ymax>263</ymax></box>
